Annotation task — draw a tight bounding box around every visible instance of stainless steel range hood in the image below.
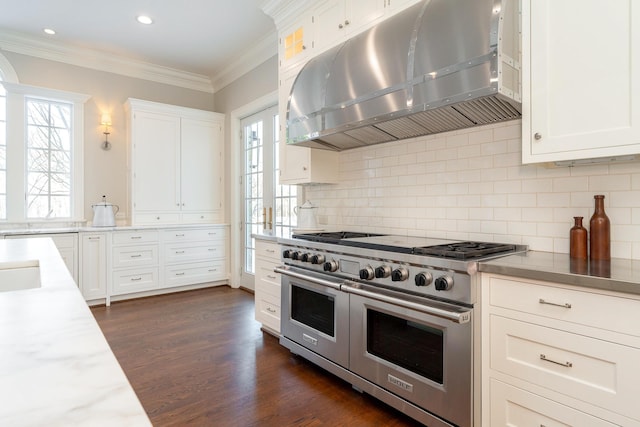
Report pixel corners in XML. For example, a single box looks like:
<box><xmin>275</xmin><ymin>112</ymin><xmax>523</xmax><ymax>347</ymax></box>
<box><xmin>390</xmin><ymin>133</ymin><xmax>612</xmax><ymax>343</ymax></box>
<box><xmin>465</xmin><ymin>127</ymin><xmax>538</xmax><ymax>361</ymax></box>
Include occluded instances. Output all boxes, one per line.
<box><xmin>287</xmin><ymin>0</ymin><xmax>521</xmax><ymax>151</ymax></box>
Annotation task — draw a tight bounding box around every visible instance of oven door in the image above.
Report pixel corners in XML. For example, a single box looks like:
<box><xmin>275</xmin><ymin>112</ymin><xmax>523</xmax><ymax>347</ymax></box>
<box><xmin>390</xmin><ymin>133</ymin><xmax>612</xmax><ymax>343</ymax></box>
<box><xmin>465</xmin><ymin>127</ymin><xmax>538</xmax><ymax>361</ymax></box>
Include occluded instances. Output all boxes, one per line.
<box><xmin>277</xmin><ymin>265</ymin><xmax>350</xmax><ymax>368</ymax></box>
<box><xmin>344</xmin><ymin>282</ymin><xmax>472</xmax><ymax>427</ymax></box>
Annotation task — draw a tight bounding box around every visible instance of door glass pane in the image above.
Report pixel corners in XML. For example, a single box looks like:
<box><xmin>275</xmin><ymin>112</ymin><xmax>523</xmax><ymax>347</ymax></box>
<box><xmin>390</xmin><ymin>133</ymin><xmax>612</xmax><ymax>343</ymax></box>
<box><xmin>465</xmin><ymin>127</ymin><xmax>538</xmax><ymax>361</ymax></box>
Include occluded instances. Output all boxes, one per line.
<box><xmin>243</xmin><ymin>120</ymin><xmax>264</xmax><ymax>274</ymax></box>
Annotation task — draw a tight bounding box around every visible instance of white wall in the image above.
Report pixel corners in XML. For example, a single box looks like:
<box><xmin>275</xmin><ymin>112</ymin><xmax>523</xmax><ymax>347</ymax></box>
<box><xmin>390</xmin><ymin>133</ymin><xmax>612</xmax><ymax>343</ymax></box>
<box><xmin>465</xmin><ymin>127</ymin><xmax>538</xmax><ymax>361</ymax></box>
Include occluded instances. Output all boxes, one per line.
<box><xmin>305</xmin><ymin>120</ymin><xmax>640</xmax><ymax>260</ymax></box>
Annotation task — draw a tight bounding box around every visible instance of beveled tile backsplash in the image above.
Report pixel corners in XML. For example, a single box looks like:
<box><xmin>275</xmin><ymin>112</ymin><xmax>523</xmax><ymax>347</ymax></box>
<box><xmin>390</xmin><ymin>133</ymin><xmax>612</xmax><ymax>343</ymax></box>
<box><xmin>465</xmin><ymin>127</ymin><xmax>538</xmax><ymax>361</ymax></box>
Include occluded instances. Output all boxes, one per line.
<box><xmin>304</xmin><ymin>120</ymin><xmax>640</xmax><ymax>259</ymax></box>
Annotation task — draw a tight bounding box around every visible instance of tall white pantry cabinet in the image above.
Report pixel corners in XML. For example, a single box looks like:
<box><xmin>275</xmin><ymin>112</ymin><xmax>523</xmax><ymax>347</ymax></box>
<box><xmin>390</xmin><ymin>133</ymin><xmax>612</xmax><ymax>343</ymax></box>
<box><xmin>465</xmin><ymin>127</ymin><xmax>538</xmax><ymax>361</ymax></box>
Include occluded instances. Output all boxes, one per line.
<box><xmin>124</xmin><ymin>98</ymin><xmax>225</xmax><ymax>225</ymax></box>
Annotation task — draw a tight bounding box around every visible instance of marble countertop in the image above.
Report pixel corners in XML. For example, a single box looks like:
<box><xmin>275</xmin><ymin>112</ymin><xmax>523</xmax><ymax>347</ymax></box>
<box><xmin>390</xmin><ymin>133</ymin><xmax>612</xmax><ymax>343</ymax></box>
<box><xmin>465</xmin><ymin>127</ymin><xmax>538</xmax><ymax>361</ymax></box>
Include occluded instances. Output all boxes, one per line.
<box><xmin>0</xmin><ymin>238</ymin><xmax>151</xmax><ymax>426</ymax></box>
<box><xmin>479</xmin><ymin>250</ymin><xmax>640</xmax><ymax>295</ymax></box>
<box><xmin>1</xmin><ymin>223</ymin><xmax>230</xmax><ymax>236</ymax></box>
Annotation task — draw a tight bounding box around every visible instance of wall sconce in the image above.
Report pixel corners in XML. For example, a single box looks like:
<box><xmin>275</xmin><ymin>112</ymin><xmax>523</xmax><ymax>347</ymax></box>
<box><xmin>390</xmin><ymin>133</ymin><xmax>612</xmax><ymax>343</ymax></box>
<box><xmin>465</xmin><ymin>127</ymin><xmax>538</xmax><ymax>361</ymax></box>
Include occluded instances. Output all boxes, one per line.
<box><xmin>101</xmin><ymin>113</ymin><xmax>112</xmax><ymax>150</ymax></box>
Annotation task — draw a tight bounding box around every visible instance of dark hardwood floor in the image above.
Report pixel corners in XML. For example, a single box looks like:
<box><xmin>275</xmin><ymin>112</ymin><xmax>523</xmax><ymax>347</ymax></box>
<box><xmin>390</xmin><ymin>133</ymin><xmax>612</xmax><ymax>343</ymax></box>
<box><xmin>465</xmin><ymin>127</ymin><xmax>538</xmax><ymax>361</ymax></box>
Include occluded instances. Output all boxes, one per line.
<box><xmin>91</xmin><ymin>286</ymin><xmax>423</xmax><ymax>426</ymax></box>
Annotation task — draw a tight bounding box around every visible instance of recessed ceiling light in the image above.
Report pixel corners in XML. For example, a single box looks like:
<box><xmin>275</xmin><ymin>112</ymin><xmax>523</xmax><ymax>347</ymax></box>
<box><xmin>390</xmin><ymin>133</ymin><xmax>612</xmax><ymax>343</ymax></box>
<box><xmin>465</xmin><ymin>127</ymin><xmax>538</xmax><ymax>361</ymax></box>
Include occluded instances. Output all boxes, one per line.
<box><xmin>43</xmin><ymin>28</ymin><xmax>56</xmax><ymax>35</ymax></box>
<box><xmin>136</xmin><ymin>15</ymin><xmax>153</xmax><ymax>25</ymax></box>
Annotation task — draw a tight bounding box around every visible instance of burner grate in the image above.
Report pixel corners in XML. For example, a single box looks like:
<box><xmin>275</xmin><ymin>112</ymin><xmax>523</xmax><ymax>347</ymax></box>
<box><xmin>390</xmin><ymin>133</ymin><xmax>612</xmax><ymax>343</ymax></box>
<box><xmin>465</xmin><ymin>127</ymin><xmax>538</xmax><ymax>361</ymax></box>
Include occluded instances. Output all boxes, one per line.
<box><xmin>292</xmin><ymin>231</ymin><xmax>385</xmax><ymax>243</ymax></box>
<box><xmin>414</xmin><ymin>242</ymin><xmax>516</xmax><ymax>259</ymax></box>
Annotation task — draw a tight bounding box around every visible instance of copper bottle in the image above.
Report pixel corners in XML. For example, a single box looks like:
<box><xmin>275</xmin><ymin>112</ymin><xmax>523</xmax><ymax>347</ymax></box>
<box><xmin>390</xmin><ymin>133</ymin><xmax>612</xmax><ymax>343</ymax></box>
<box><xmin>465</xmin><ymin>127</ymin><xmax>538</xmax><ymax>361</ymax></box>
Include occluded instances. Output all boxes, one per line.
<box><xmin>569</xmin><ymin>216</ymin><xmax>587</xmax><ymax>259</ymax></box>
<box><xmin>589</xmin><ymin>195</ymin><xmax>610</xmax><ymax>261</ymax></box>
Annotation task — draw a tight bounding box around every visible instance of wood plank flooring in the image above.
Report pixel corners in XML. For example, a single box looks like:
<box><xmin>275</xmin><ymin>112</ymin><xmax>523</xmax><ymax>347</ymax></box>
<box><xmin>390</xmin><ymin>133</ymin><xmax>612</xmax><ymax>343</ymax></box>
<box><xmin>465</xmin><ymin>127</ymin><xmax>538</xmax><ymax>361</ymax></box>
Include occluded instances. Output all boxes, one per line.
<box><xmin>91</xmin><ymin>286</ymin><xmax>423</xmax><ymax>426</ymax></box>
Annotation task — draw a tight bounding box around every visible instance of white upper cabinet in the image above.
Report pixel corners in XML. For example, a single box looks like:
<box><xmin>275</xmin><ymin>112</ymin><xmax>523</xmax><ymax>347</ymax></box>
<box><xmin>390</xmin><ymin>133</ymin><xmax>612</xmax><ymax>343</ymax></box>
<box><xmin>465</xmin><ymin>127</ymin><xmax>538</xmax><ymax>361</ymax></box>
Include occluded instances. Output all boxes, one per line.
<box><xmin>522</xmin><ymin>0</ymin><xmax>640</xmax><ymax>164</ymax></box>
<box><xmin>279</xmin><ymin>10</ymin><xmax>314</xmax><ymax>71</ymax></box>
<box><xmin>312</xmin><ymin>0</ymin><xmax>385</xmax><ymax>53</ymax></box>
<box><xmin>279</xmin><ymin>66</ymin><xmax>339</xmax><ymax>184</ymax></box>
<box><xmin>125</xmin><ymin>99</ymin><xmax>224</xmax><ymax>224</ymax></box>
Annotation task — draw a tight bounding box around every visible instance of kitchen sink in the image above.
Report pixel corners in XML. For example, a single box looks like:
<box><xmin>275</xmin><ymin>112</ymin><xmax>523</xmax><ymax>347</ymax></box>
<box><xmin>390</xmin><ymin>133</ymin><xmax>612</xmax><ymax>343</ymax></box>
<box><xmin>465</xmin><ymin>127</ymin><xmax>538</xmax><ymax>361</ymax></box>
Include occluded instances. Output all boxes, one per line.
<box><xmin>0</xmin><ymin>260</ymin><xmax>41</xmax><ymax>292</ymax></box>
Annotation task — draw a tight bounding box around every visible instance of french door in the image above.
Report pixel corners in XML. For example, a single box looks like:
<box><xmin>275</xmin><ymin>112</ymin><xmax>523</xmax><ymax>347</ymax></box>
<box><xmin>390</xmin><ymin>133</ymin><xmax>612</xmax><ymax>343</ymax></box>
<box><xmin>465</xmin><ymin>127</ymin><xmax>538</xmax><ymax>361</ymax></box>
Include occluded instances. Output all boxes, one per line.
<box><xmin>241</xmin><ymin>105</ymin><xmax>297</xmax><ymax>288</ymax></box>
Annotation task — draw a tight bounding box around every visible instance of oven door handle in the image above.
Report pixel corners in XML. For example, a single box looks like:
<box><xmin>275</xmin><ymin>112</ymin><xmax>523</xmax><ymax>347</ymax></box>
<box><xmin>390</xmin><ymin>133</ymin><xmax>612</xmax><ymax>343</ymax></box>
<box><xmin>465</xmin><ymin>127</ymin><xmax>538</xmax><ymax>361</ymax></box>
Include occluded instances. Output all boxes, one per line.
<box><xmin>342</xmin><ymin>282</ymin><xmax>471</xmax><ymax>324</ymax></box>
<box><xmin>274</xmin><ymin>266</ymin><xmax>343</xmax><ymax>291</ymax></box>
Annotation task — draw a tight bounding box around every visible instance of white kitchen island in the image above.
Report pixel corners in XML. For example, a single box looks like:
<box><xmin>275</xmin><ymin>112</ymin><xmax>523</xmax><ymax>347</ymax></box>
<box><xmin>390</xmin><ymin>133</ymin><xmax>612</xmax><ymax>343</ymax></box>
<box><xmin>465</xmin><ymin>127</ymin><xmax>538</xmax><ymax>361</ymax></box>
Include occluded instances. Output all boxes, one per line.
<box><xmin>0</xmin><ymin>238</ymin><xmax>151</xmax><ymax>426</ymax></box>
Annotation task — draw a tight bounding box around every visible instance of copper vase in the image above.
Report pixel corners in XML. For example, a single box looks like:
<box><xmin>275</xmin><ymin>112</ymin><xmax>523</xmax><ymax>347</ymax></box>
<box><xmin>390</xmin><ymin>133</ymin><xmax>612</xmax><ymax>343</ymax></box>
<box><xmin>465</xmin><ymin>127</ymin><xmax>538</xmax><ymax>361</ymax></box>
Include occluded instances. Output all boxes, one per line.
<box><xmin>570</xmin><ymin>216</ymin><xmax>587</xmax><ymax>260</ymax></box>
<box><xmin>589</xmin><ymin>195</ymin><xmax>610</xmax><ymax>261</ymax></box>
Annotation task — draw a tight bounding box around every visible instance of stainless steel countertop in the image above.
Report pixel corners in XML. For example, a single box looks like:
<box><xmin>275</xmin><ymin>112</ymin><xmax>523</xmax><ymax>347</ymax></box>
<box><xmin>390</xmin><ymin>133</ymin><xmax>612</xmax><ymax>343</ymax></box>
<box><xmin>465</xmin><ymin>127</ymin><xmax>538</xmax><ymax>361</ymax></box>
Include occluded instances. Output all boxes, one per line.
<box><xmin>479</xmin><ymin>251</ymin><xmax>640</xmax><ymax>295</ymax></box>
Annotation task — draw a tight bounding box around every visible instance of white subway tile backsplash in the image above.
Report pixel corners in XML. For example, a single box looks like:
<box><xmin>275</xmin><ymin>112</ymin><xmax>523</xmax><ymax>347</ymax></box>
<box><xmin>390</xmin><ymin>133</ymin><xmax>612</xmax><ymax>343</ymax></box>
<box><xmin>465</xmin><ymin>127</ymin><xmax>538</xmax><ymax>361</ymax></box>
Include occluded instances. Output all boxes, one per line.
<box><xmin>305</xmin><ymin>121</ymin><xmax>640</xmax><ymax>259</ymax></box>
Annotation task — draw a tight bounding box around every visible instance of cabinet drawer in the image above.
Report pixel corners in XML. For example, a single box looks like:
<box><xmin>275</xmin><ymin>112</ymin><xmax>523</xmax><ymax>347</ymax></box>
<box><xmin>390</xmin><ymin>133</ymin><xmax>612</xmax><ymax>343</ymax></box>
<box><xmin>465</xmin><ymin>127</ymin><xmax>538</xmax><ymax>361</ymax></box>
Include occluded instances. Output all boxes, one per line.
<box><xmin>112</xmin><ymin>230</ymin><xmax>159</xmax><ymax>245</ymax></box>
<box><xmin>162</xmin><ymin>227</ymin><xmax>226</xmax><ymax>243</ymax></box>
<box><xmin>255</xmin><ymin>292</ymin><xmax>280</xmax><ymax>333</ymax></box>
<box><xmin>165</xmin><ymin>243</ymin><xmax>225</xmax><ymax>263</ymax></box>
<box><xmin>134</xmin><ymin>213</ymin><xmax>181</xmax><ymax>224</ymax></box>
<box><xmin>112</xmin><ymin>245</ymin><xmax>158</xmax><ymax>268</ymax></box>
<box><xmin>490</xmin><ymin>379</ymin><xmax>620</xmax><ymax>427</ymax></box>
<box><xmin>181</xmin><ymin>212</ymin><xmax>219</xmax><ymax>223</ymax></box>
<box><xmin>488</xmin><ymin>275</ymin><xmax>640</xmax><ymax>338</ymax></box>
<box><xmin>255</xmin><ymin>240</ymin><xmax>280</xmax><ymax>262</ymax></box>
<box><xmin>491</xmin><ymin>315</ymin><xmax>640</xmax><ymax>421</ymax></box>
<box><xmin>164</xmin><ymin>260</ymin><xmax>226</xmax><ymax>288</ymax></box>
<box><xmin>112</xmin><ymin>268</ymin><xmax>159</xmax><ymax>295</ymax></box>
<box><xmin>255</xmin><ymin>258</ymin><xmax>280</xmax><ymax>298</ymax></box>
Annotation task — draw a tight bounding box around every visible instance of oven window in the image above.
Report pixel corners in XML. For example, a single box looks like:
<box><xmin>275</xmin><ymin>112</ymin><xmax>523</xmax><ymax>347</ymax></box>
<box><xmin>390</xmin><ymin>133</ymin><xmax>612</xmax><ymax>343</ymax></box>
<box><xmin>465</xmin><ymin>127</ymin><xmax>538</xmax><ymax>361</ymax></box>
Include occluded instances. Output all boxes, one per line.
<box><xmin>291</xmin><ymin>285</ymin><xmax>335</xmax><ymax>337</ymax></box>
<box><xmin>367</xmin><ymin>309</ymin><xmax>444</xmax><ymax>384</ymax></box>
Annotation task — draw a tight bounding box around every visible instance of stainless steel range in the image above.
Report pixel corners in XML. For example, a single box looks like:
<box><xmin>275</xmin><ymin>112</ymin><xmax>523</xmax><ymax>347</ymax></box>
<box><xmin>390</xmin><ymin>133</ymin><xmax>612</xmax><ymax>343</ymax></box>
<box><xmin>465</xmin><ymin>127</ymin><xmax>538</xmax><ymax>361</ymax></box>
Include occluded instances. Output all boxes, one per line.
<box><xmin>276</xmin><ymin>232</ymin><xmax>526</xmax><ymax>427</ymax></box>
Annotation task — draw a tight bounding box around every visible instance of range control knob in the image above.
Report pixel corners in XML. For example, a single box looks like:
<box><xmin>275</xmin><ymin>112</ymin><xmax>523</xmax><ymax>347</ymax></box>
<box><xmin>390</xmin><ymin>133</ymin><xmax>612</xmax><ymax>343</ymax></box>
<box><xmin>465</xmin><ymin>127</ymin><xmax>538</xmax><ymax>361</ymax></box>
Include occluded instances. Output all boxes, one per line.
<box><xmin>359</xmin><ymin>266</ymin><xmax>375</xmax><ymax>280</ymax></box>
<box><xmin>434</xmin><ymin>275</ymin><xmax>454</xmax><ymax>291</ymax></box>
<box><xmin>375</xmin><ymin>265</ymin><xmax>391</xmax><ymax>278</ymax></box>
<box><xmin>282</xmin><ymin>250</ymin><xmax>293</xmax><ymax>259</ymax></box>
<box><xmin>415</xmin><ymin>272</ymin><xmax>433</xmax><ymax>287</ymax></box>
<box><xmin>391</xmin><ymin>267</ymin><xmax>409</xmax><ymax>282</ymax></box>
<box><xmin>291</xmin><ymin>251</ymin><xmax>301</xmax><ymax>260</ymax></box>
<box><xmin>300</xmin><ymin>253</ymin><xmax>311</xmax><ymax>262</ymax></box>
<box><xmin>323</xmin><ymin>260</ymin><xmax>339</xmax><ymax>272</ymax></box>
<box><xmin>310</xmin><ymin>254</ymin><xmax>325</xmax><ymax>265</ymax></box>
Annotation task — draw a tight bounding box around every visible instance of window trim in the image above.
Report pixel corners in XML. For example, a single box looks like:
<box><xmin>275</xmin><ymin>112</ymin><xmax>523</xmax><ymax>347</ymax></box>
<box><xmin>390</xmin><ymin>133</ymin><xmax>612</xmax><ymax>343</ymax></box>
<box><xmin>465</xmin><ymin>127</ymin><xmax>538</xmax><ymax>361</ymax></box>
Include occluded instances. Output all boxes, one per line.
<box><xmin>2</xmin><ymin>82</ymin><xmax>90</xmax><ymax>223</ymax></box>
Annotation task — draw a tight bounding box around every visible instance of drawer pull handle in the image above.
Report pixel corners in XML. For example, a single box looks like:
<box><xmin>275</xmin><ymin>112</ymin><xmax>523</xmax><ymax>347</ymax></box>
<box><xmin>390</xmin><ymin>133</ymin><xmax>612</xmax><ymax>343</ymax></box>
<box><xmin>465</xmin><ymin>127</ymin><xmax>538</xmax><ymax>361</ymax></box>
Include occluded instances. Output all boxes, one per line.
<box><xmin>267</xmin><ymin>275</ymin><xmax>277</xmax><ymax>280</ymax></box>
<box><xmin>266</xmin><ymin>307</ymin><xmax>276</xmax><ymax>313</ymax></box>
<box><xmin>208</xmin><ymin>248</ymin><xmax>216</xmax><ymax>251</ymax></box>
<box><xmin>208</xmin><ymin>269</ymin><xmax>217</xmax><ymax>272</ymax></box>
<box><xmin>266</xmin><ymin>249</ymin><xmax>275</xmax><ymax>253</ymax></box>
<box><xmin>539</xmin><ymin>298</ymin><xmax>571</xmax><ymax>309</ymax></box>
<box><xmin>208</xmin><ymin>232</ymin><xmax>216</xmax><ymax>236</ymax></box>
<box><xmin>131</xmin><ymin>236</ymin><xmax>142</xmax><ymax>240</ymax></box>
<box><xmin>175</xmin><ymin>233</ymin><xmax>185</xmax><ymax>237</ymax></box>
<box><xmin>131</xmin><ymin>254</ymin><xmax>142</xmax><ymax>258</ymax></box>
<box><xmin>88</xmin><ymin>237</ymin><xmax>101</xmax><ymax>240</ymax></box>
<box><xmin>175</xmin><ymin>250</ymin><xmax>185</xmax><ymax>254</ymax></box>
<box><xmin>540</xmin><ymin>354</ymin><xmax>572</xmax><ymax>368</ymax></box>
<box><xmin>175</xmin><ymin>272</ymin><xmax>185</xmax><ymax>276</ymax></box>
<box><xmin>131</xmin><ymin>277</ymin><xmax>142</xmax><ymax>281</ymax></box>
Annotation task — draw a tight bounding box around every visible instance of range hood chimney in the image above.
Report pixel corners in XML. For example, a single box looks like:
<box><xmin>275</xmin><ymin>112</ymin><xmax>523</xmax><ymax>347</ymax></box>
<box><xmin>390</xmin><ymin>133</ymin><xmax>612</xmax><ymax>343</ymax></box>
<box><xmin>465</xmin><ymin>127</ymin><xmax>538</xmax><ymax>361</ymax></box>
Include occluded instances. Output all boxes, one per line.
<box><xmin>287</xmin><ymin>0</ymin><xmax>521</xmax><ymax>151</ymax></box>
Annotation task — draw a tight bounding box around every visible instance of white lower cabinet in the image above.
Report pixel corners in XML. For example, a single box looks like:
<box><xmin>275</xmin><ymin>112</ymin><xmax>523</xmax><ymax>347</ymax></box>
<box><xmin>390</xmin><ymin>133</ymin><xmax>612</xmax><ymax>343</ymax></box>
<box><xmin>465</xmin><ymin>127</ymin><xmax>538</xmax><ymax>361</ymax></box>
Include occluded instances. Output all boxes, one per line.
<box><xmin>161</xmin><ymin>226</ymin><xmax>228</xmax><ymax>289</ymax></box>
<box><xmin>79</xmin><ymin>232</ymin><xmax>108</xmax><ymax>301</ymax></box>
<box><xmin>111</xmin><ymin>230</ymin><xmax>160</xmax><ymax>296</ymax></box>
<box><xmin>481</xmin><ymin>273</ymin><xmax>640</xmax><ymax>426</ymax></box>
<box><xmin>254</xmin><ymin>239</ymin><xmax>281</xmax><ymax>335</ymax></box>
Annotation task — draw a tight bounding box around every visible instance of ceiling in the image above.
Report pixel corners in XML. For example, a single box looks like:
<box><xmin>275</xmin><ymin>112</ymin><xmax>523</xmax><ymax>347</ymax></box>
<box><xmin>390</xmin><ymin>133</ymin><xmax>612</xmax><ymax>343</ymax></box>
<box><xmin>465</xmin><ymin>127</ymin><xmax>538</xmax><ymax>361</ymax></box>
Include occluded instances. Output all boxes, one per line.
<box><xmin>0</xmin><ymin>0</ymin><xmax>276</xmax><ymax>82</ymax></box>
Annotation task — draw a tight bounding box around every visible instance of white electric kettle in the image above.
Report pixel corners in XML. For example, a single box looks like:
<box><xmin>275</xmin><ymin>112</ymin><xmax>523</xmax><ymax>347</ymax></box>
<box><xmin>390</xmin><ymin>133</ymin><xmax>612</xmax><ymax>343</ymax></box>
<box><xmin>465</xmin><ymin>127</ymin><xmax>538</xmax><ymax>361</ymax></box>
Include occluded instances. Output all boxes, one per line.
<box><xmin>294</xmin><ymin>201</ymin><xmax>318</xmax><ymax>229</ymax></box>
<box><xmin>92</xmin><ymin>195</ymin><xmax>119</xmax><ymax>227</ymax></box>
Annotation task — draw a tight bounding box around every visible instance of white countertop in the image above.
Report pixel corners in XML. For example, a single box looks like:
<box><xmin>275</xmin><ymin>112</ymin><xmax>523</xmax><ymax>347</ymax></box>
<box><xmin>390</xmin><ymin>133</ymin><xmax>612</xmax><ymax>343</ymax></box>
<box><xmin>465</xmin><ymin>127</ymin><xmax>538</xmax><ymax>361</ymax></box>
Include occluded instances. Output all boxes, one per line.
<box><xmin>0</xmin><ymin>238</ymin><xmax>151</xmax><ymax>426</ymax></box>
<box><xmin>0</xmin><ymin>222</ymin><xmax>230</xmax><ymax>236</ymax></box>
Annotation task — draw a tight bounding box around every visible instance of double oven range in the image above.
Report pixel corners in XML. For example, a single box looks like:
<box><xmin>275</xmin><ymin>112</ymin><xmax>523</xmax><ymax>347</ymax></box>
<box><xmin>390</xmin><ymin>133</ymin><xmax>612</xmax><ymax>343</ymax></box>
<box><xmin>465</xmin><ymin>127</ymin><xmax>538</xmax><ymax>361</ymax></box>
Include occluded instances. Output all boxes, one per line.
<box><xmin>276</xmin><ymin>232</ymin><xmax>526</xmax><ymax>427</ymax></box>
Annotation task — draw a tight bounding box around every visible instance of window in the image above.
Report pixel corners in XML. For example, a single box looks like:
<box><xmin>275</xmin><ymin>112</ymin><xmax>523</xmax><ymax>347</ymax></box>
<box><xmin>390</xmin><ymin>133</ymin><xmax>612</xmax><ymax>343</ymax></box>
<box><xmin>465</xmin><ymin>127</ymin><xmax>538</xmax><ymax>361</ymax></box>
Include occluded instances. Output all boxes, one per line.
<box><xmin>26</xmin><ymin>98</ymin><xmax>72</xmax><ymax>218</ymax></box>
<box><xmin>1</xmin><ymin>81</ymin><xmax>89</xmax><ymax>223</ymax></box>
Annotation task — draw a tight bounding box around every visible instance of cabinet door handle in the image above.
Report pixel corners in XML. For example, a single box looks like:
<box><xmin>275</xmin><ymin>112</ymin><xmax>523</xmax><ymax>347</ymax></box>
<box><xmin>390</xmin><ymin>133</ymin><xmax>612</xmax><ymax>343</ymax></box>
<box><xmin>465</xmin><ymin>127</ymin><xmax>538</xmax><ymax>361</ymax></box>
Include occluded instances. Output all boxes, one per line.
<box><xmin>540</xmin><ymin>354</ymin><xmax>572</xmax><ymax>368</ymax></box>
<box><xmin>539</xmin><ymin>298</ymin><xmax>571</xmax><ymax>309</ymax></box>
<box><xmin>131</xmin><ymin>277</ymin><xmax>142</xmax><ymax>281</ymax></box>
<box><xmin>130</xmin><ymin>254</ymin><xmax>142</xmax><ymax>258</ymax></box>
<box><xmin>534</xmin><ymin>132</ymin><xmax>542</xmax><ymax>140</ymax></box>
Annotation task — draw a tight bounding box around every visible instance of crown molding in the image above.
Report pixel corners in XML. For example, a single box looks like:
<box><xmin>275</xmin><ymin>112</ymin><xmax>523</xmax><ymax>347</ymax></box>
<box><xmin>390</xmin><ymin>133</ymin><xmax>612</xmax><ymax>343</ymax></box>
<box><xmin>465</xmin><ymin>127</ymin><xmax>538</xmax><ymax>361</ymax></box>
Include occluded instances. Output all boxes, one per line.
<box><xmin>211</xmin><ymin>30</ymin><xmax>277</xmax><ymax>92</ymax></box>
<box><xmin>259</xmin><ymin>0</ymin><xmax>315</xmax><ymax>28</ymax></box>
<box><xmin>0</xmin><ymin>30</ymin><xmax>214</xmax><ymax>93</ymax></box>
